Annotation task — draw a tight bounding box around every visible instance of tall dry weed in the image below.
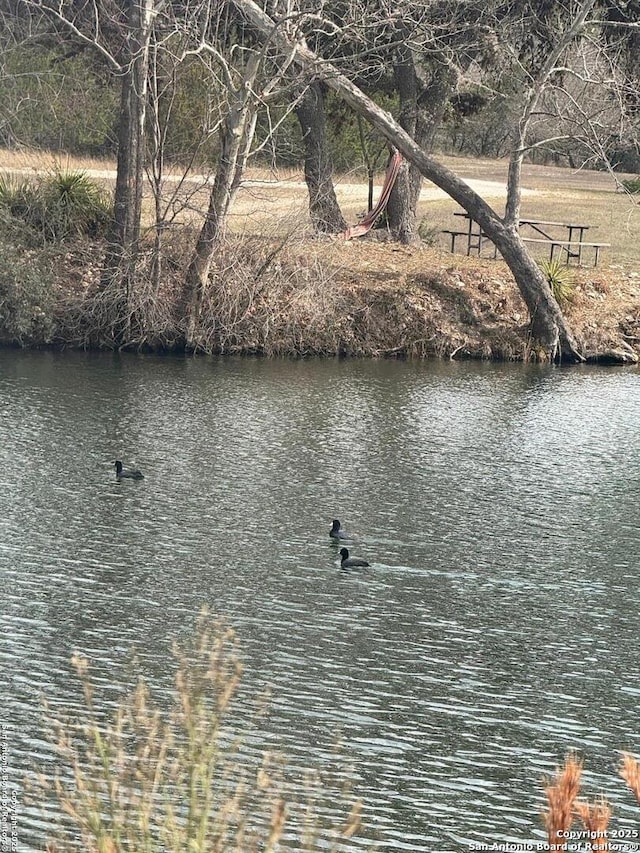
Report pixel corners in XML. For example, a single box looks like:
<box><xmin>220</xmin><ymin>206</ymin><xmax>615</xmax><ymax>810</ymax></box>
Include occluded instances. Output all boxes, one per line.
<box><xmin>33</xmin><ymin>610</ymin><xmax>365</xmax><ymax>853</ymax></box>
<box><xmin>575</xmin><ymin>797</ymin><xmax>611</xmax><ymax>852</ymax></box>
<box><xmin>543</xmin><ymin>753</ymin><xmax>583</xmax><ymax>846</ymax></box>
<box><xmin>620</xmin><ymin>752</ymin><xmax>640</xmax><ymax>804</ymax></box>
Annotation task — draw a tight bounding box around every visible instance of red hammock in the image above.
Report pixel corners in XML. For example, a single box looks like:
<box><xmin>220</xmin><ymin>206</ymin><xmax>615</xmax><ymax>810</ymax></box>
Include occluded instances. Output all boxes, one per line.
<box><xmin>343</xmin><ymin>150</ymin><xmax>403</xmax><ymax>240</ymax></box>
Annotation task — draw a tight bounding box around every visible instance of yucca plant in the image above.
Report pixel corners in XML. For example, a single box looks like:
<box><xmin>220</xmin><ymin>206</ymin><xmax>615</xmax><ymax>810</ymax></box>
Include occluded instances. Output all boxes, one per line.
<box><xmin>538</xmin><ymin>258</ymin><xmax>576</xmax><ymax>307</ymax></box>
<box><xmin>622</xmin><ymin>176</ymin><xmax>640</xmax><ymax>194</ymax></box>
<box><xmin>38</xmin><ymin>170</ymin><xmax>111</xmax><ymax>240</ymax></box>
<box><xmin>0</xmin><ymin>174</ymin><xmax>36</xmax><ymax>220</ymax></box>
<box><xmin>0</xmin><ymin>170</ymin><xmax>111</xmax><ymax>241</ymax></box>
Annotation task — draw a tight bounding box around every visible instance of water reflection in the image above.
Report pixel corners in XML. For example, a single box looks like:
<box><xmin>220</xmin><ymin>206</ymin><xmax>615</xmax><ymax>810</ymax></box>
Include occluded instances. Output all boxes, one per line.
<box><xmin>1</xmin><ymin>350</ymin><xmax>640</xmax><ymax>850</ymax></box>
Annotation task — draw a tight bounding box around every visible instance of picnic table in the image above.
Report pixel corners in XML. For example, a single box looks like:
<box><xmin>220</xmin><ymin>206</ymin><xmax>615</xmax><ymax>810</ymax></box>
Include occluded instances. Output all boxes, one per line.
<box><xmin>442</xmin><ymin>212</ymin><xmax>610</xmax><ymax>266</ymax></box>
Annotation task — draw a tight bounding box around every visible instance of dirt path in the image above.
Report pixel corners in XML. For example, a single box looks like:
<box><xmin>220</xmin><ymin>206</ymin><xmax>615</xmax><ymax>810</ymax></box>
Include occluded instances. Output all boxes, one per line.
<box><xmin>0</xmin><ymin>161</ymin><xmax>535</xmax><ymax>202</ymax></box>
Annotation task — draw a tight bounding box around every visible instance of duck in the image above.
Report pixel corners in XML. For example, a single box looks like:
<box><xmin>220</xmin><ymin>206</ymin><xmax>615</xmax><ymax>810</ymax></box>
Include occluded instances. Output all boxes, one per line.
<box><xmin>339</xmin><ymin>547</ymin><xmax>370</xmax><ymax>568</ymax></box>
<box><xmin>114</xmin><ymin>460</ymin><xmax>144</xmax><ymax>480</ymax></box>
<box><xmin>330</xmin><ymin>519</ymin><xmax>351</xmax><ymax>540</ymax></box>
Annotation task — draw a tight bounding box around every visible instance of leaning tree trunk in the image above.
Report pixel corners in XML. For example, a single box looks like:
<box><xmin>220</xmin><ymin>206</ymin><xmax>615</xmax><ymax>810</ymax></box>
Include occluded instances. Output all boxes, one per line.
<box><xmin>295</xmin><ymin>81</ymin><xmax>347</xmax><ymax>234</ymax></box>
<box><xmin>184</xmin><ymin>54</ymin><xmax>260</xmax><ymax>348</ymax></box>
<box><xmin>232</xmin><ymin>0</ymin><xmax>584</xmax><ymax>362</ymax></box>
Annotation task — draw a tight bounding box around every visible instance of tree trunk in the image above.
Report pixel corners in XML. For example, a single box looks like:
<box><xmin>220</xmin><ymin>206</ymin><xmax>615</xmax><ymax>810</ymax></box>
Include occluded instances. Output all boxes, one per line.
<box><xmin>295</xmin><ymin>82</ymin><xmax>347</xmax><ymax>234</ymax></box>
<box><xmin>386</xmin><ymin>50</ymin><xmax>422</xmax><ymax>244</ymax></box>
<box><xmin>387</xmin><ymin>51</ymin><xmax>455</xmax><ymax>244</ymax></box>
<box><xmin>231</xmin><ymin>0</ymin><xmax>584</xmax><ymax>362</ymax></box>
<box><xmin>102</xmin><ymin>0</ymin><xmax>153</xmax><ymax>310</ymax></box>
<box><xmin>184</xmin><ymin>54</ymin><xmax>260</xmax><ymax>348</ymax></box>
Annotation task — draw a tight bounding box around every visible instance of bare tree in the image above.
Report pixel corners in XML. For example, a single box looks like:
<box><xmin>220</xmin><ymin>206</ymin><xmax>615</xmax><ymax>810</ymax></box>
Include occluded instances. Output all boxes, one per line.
<box><xmin>297</xmin><ymin>0</ymin><xmax>497</xmax><ymax>243</ymax></box>
<box><xmin>502</xmin><ymin>0</ymin><xmax>600</xmax><ymax>228</ymax></box>
<box><xmin>184</xmin><ymin>50</ymin><xmax>262</xmax><ymax>345</ymax></box>
<box><xmin>15</xmin><ymin>0</ymin><xmax>156</xmax><ymax>321</ymax></box>
<box><xmin>106</xmin><ymin>0</ymin><xmax>155</xmax><ymax>304</ymax></box>
<box><xmin>181</xmin><ymin>19</ymin><xmax>299</xmax><ymax>348</ymax></box>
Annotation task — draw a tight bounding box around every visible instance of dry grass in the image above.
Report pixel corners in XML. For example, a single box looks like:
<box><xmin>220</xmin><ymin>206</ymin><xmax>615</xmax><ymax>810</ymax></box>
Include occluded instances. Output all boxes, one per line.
<box><xmin>620</xmin><ymin>752</ymin><xmax>640</xmax><ymax>804</ymax></box>
<box><xmin>32</xmin><ymin>610</ymin><xmax>365</xmax><ymax>853</ymax></box>
<box><xmin>49</xmin><ymin>233</ymin><xmax>536</xmax><ymax>358</ymax></box>
<box><xmin>45</xmin><ymin>227</ymin><xmax>640</xmax><ymax>359</ymax></box>
<box><xmin>574</xmin><ymin>799</ymin><xmax>611</xmax><ymax>852</ymax></box>
<box><xmin>3</xmin><ymin>147</ymin><xmax>637</xmax><ymax>266</ymax></box>
<box><xmin>420</xmin><ymin>156</ymin><xmax>640</xmax><ymax>270</ymax></box>
<box><xmin>0</xmin><ymin>148</ymin><xmax>116</xmax><ymax>177</ymax></box>
<box><xmin>538</xmin><ymin>752</ymin><xmax>640</xmax><ymax>850</ymax></box>
<box><xmin>543</xmin><ymin>753</ymin><xmax>584</xmax><ymax>844</ymax></box>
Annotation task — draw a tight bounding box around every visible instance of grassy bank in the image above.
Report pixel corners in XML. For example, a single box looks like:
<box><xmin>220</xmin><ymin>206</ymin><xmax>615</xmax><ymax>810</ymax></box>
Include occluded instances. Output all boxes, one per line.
<box><xmin>1</xmin><ymin>151</ymin><xmax>639</xmax><ymax>361</ymax></box>
<box><xmin>2</xmin><ymin>229</ymin><xmax>639</xmax><ymax>362</ymax></box>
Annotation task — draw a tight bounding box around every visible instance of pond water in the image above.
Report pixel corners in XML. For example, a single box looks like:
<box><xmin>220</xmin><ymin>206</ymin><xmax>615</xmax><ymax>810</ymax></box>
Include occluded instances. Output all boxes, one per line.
<box><xmin>2</xmin><ymin>349</ymin><xmax>640</xmax><ymax>851</ymax></box>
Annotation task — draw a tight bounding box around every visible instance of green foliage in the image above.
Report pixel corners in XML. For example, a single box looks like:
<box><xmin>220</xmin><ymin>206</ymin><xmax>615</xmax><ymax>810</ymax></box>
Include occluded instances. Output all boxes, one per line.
<box><xmin>622</xmin><ymin>176</ymin><xmax>640</xmax><ymax>194</ymax></box>
<box><xmin>538</xmin><ymin>258</ymin><xmax>576</xmax><ymax>306</ymax></box>
<box><xmin>0</xmin><ymin>171</ymin><xmax>111</xmax><ymax>242</ymax></box>
<box><xmin>418</xmin><ymin>218</ymin><xmax>440</xmax><ymax>245</ymax></box>
<box><xmin>325</xmin><ymin>91</ymin><xmax>398</xmax><ymax>172</ymax></box>
<box><xmin>38</xmin><ymin>171</ymin><xmax>112</xmax><ymax>240</ymax></box>
<box><xmin>0</xmin><ymin>47</ymin><xmax>118</xmax><ymax>155</ymax></box>
<box><xmin>155</xmin><ymin>58</ymin><xmax>223</xmax><ymax>165</ymax></box>
<box><xmin>0</xmin><ymin>174</ymin><xmax>36</xmax><ymax>219</ymax></box>
<box><xmin>0</xmin><ymin>234</ymin><xmax>55</xmax><ymax>344</ymax></box>
<box><xmin>441</xmin><ymin>92</ymin><xmax>518</xmax><ymax>159</ymax></box>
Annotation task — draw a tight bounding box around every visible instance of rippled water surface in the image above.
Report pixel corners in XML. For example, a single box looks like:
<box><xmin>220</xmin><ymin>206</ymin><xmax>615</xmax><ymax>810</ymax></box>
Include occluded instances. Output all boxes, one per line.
<box><xmin>2</xmin><ymin>350</ymin><xmax>640</xmax><ymax>851</ymax></box>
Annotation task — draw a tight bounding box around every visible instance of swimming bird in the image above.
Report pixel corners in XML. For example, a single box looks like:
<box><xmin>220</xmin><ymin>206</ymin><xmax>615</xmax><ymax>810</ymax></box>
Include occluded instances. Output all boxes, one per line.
<box><xmin>114</xmin><ymin>460</ymin><xmax>144</xmax><ymax>480</ymax></box>
<box><xmin>339</xmin><ymin>547</ymin><xmax>370</xmax><ymax>568</ymax></box>
<box><xmin>330</xmin><ymin>519</ymin><xmax>351</xmax><ymax>540</ymax></box>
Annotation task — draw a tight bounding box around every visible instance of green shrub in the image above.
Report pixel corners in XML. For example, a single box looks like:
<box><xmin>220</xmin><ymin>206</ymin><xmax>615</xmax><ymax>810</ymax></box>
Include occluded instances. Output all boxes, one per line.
<box><xmin>0</xmin><ymin>47</ymin><xmax>118</xmax><ymax>155</ymax></box>
<box><xmin>418</xmin><ymin>218</ymin><xmax>440</xmax><ymax>245</ymax></box>
<box><xmin>0</xmin><ymin>174</ymin><xmax>36</xmax><ymax>220</ymax></box>
<box><xmin>37</xmin><ymin>170</ymin><xmax>112</xmax><ymax>240</ymax></box>
<box><xmin>538</xmin><ymin>258</ymin><xmax>576</xmax><ymax>307</ymax></box>
<box><xmin>622</xmin><ymin>176</ymin><xmax>640</xmax><ymax>195</ymax></box>
<box><xmin>0</xmin><ymin>171</ymin><xmax>111</xmax><ymax>242</ymax></box>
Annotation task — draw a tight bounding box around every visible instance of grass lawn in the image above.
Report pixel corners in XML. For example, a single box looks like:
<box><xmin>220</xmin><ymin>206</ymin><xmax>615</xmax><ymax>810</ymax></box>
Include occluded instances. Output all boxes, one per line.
<box><xmin>0</xmin><ymin>148</ymin><xmax>637</xmax><ymax>269</ymax></box>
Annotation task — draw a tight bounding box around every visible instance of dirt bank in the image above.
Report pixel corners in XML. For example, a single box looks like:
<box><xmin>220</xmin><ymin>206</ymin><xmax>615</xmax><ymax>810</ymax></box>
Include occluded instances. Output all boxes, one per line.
<box><xmin>7</xmin><ymin>233</ymin><xmax>633</xmax><ymax>363</ymax></box>
<box><xmin>322</xmin><ymin>239</ymin><xmax>640</xmax><ymax>361</ymax></box>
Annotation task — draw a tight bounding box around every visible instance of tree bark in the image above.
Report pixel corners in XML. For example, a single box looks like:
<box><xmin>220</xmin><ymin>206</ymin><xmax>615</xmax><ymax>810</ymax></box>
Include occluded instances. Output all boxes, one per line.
<box><xmin>185</xmin><ymin>54</ymin><xmax>260</xmax><ymax>348</ymax></box>
<box><xmin>231</xmin><ymin>0</ymin><xmax>584</xmax><ymax>362</ymax></box>
<box><xmin>386</xmin><ymin>50</ymin><xmax>422</xmax><ymax>244</ymax></box>
<box><xmin>295</xmin><ymin>81</ymin><xmax>347</xmax><ymax>234</ymax></box>
<box><xmin>387</xmin><ymin>51</ymin><xmax>456</xmax><ymax>244</ymax></box>
<box><xmin>102</xmin><ymin>0</ymin><xmax>153</xmax><ymax>308</ymax></box>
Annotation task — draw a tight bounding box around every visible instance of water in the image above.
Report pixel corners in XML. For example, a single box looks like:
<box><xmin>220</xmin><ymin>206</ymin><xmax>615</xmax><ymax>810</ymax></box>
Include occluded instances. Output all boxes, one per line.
<box><xmin>2</xmin><ymin>349</ymin><xmax>640</xmax><ymax>851</ymax></box>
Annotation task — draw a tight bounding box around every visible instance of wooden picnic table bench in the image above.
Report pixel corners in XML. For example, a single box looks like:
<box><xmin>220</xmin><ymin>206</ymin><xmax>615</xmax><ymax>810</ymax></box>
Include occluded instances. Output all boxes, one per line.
<box><xmin>443</xmin><ymin>211</ymin><xmax>497</xmax><ymax>257</ymax></box>
<box><xmin>519</xmin><ymin>218</ymin><xmax>590</xmax><ymax>242</ymax></box>
<box><xmin>443</xmin><ymin>212</ymin><xmax>609</xmax><ymax>266</ymax></box>
<box><xmin>442</xmin><ymin>227</ymin><xmax>494</xmax><ymax>255</ymax></box>
<box><xmin>519</xmin><ymin>237</ymin><xmax>611</xmax><ymax>266</ymax></box>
